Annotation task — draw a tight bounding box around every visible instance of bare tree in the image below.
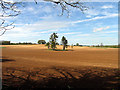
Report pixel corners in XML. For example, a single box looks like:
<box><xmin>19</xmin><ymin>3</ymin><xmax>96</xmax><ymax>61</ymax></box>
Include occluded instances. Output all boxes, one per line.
<box><xmin>0</xmin><ymin>0</ymin><xmax>21</xmax><ymax>36</ymax></box>
<box><xmin>44</xmin><ymin>0</ymin><xmax>88</xmax><ymax>16</ymax></box>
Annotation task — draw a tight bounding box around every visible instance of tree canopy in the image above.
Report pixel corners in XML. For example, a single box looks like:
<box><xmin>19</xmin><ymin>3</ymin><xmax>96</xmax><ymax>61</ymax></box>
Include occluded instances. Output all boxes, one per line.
<box><xmin>61</xmin><ymin>36</ymin><xmax>68</xmax><ymax>50</ymax></box>
<box><xmin>49</xmin><ymin>33</ymin><xmax>58</xmax><ymax>49</ymax></box>
<box><xmin>38</xmin><ymin>40</ymin><xmax>46</xmax><ymax>44</ymax></box>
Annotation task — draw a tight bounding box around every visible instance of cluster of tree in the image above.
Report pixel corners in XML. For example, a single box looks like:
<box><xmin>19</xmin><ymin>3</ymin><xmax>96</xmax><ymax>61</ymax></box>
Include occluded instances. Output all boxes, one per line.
<box><xmin>92</xmin><ymin>45</ymin><xmax>119</xmax><ymax>48</ymax></box>
<box><xmin>92</xmin><ymin>43</ymin><xmax>104</xmax><ymax>47</ymax></box>
<box><xmin>90</xmin><ymin>43</ymin><xmax>120</xmax><ymax>48</ymax></box>
<box><xmin>46</xmin><ymin>33</ymin><xmax>68</xmax><ymax>51</ymax></box>
<box><xmin>0</xmin><ymin>41</ymin><xmax>34</xmax><ymax>45</ymax></box>
<box><xmin>74</xmin><ymin>43</ymin><xmax>83</xmax><ymax>46</ymax></box>
<box><xmin>0</xmin><ymin>41</ymin><xmax>10</xmax><ymax>45</ymax></box>
<box><xmin>10</xmin><ymin>42</ymin><xmax>33</xmax><ymax>45</ymax></box>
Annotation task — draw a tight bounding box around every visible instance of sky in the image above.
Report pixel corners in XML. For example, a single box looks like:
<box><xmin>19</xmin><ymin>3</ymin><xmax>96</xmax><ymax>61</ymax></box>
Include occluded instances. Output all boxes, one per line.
<box><xmin>0</xmin><ymin>1</ymin><xmax>118</xmax><ymax>45</ymax></box>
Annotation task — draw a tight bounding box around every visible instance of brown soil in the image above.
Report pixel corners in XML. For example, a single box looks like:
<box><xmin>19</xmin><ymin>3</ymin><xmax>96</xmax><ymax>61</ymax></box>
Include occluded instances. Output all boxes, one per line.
<box><xmin>1</xmin><ymin>45</ymin><xmax>119</xmax><ymax>89</ymax></box>
<box><xmin>1</xmin><ymin>45</ymin><xmax>118</xmax><ymax>69</ymax></box>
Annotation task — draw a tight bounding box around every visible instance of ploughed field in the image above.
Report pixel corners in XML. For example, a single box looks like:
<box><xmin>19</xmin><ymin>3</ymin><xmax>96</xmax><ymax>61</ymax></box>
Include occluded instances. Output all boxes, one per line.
<box><xmin>1</xmin><ymin>45</ymin><xmax>119</xmax><ymax>89</ymax></box>
<box><xmin>1</xmin><ymin>45</ymin><xmax>118</xmax><ymax>68</ymax></box>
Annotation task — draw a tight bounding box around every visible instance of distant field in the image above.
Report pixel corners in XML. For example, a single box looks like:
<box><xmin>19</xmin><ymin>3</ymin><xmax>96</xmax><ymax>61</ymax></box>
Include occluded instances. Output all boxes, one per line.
<box><xmin>1</xmin><ymin>45</ymin><xmax>118</xmax><ymax>68</ymax></box>
<box><xmin>1</xmin><ymin>45</ymin><xmax>119</xmax><ymax>89</ymax></box>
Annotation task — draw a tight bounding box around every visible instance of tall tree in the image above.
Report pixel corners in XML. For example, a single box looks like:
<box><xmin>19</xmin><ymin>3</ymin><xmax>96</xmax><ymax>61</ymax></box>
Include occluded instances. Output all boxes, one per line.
<box><xmin>49</xmin><ymin>33</ymin><xmax>58</xmax><ymax>50</ymax></box>
<box><xmin>61</xmin><ymin>36</ymin><xmax>68</xmax><ymax>51</ymax></box>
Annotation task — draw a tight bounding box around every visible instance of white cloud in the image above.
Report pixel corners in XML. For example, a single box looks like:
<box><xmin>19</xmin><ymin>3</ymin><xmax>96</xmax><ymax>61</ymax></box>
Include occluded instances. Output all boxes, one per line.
<box><xmin>40</xmin><ymin>29</ymin><xmax>59</xmax><ymax>33</ymax></box>
<box><xmin>43</xmin><ymin>6</ymin><xmax>53</xmax><ymax>13</ymax></box>
<box><xmin>77</xmin><ymin>34</ymin><xmax>90</xmax><ymax>36</ymax></box>
<box><xmin>0</xmin><ymin>19</ymin><xmax>70</xmax><ymax>41</ymax></box>
<box><xmin>15</xmin><ymin>20</ymin><xmax>69</xmax><ymax>31</ymax></box>
<box><xmin>101</xmin><ymin>30</ymin><xmax>118</xmax><ymax>34</ymax></box>
<box><xmin>101</xmin><ymin>5</ymin><xmax>114</xmax><ymax>9</ymax></box>
<box><xmin>21</xmin><ymin>4</ymin><xmax>53</xmax><ymax>15</ymax></box>
<box><xmin>1</xmin><ymin>12</ymin><xmax>117</xmax><ymax>41</ymax></box>
<box><xmin>26</xmin><ymin>21</ymin><xmax>69</xmax><ymax>30</ymax></box>
<box><xmin>40</xmin><ymin>15</ymin><xmax>53</xmax><ymax>20</ymax></box>
<box><xmin>3</xmin><ymin>0</ymin><xmax>14</xmax><ymax>3</ymax></box>
<box><xmin>86</xmin><ymin>15</ymin><xmax>92</xmax><ymax>18</ymax></box>
<box><xmin>93</xmin><ymin>26</ymin><xmax>110</xmax><ymax>32</ymax></box>
<box><xmin>84</xmin><ymin>9</ymin><xmax>100</xmax><ymax>17</ymax></box>
<box><xmin>27</xmin><ymin>7</ymin><xmax>34</xmax><ymax>11</ymax></box>
<box><xmin>72</xmin><ymin>13</ymin><xmax>118</xmax><ymax>24</ymax></box>
<box><xmin>59</xmin><ymin>32</ymin><xmax>82</xmax><ymax>35</ymax></box>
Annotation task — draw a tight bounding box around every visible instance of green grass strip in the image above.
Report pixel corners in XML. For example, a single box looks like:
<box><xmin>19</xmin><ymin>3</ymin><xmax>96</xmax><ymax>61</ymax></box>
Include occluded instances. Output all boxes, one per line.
<box><xmin>0</xmin><ymin>47</ymin><xmax>6</xmax><ymax>48</ymax></box>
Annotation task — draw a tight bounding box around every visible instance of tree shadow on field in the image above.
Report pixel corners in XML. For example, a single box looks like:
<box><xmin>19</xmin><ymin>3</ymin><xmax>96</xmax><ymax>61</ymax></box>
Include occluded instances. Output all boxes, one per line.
<box><xmin>48</xmin><ymin>49</ymin><xmax>74</xmax><ymax>51</ymax></box>
<box><xmin>2</xmin><ymin>67</ymin><xmax>120</xmax><ymax>89</ymax></box>
<box><xmin>0</xmin><ymin>59</ymin><xmax>15</xmax><ymax>62</ymax></box>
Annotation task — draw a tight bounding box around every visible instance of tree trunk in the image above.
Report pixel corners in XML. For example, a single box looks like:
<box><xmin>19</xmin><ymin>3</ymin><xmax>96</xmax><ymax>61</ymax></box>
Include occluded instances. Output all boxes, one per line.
<box><xmin>48</xmin><ymin>45</ymin><xmax>49</xmax><ymax>49</ymax></box>
<box><xmin>53</xmin><ymin>43</ymin><xmax>56</xmax><ymax>50</ymax></box>
<box><xmin>63</xmin><ymin>45</ymin><xmax>65</xmax><ymax>51</ymax></box>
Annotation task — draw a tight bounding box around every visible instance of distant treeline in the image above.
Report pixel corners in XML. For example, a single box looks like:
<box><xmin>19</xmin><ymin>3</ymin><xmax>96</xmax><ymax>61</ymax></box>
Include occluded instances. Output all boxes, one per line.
<box><xmin>90</xmin><ymin>45</ymin><xmax>119</xmax><ymax>48</ymax></box>
<box><xmin>10</xmin><ymin>42</ymin><xmax>34</xmax><ymax>45</ymax></box>
<box><xmin>0</xmin><ymin>41</ymin><xmax>10</xmax><ymax>45</ymax></box>
<box><xmin>0</xmin><ymin>41</ymin><xmax>119</xmax><ymax>48</ymax></box>
<box><xmin>0</xmin><ymin>41</ymin><xmax>36</xmax><ymax>45</ymax></box>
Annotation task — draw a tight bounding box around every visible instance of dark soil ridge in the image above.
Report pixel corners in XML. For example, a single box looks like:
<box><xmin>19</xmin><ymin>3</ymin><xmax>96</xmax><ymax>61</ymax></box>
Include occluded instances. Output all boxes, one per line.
<box><xmin>2</xmin><ymin>66</ymin><xmax>120</xmax><ymax>89</ymax></box>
